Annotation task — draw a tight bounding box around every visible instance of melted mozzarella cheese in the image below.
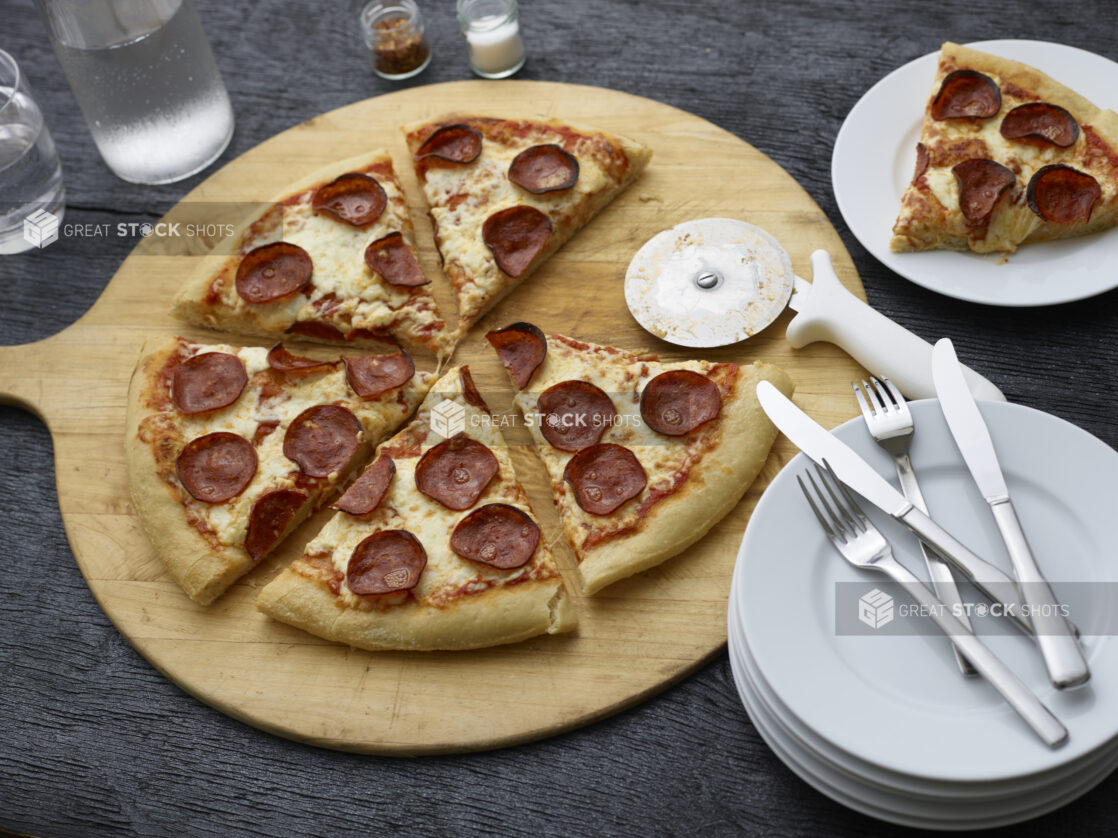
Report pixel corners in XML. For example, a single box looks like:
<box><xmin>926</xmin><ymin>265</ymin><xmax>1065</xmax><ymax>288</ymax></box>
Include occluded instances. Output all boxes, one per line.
<box><xmin>175</xmin><ymin>340</ymin><xmax>432</xmax><ymax>546</ymax></box>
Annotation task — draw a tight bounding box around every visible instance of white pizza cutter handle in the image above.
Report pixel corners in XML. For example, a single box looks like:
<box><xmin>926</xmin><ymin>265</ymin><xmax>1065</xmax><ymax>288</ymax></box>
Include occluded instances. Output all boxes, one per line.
<box><xmin>785</xmin><ymin>251</ymin><xmax>1005</xmax><ymax>402</ymax></box>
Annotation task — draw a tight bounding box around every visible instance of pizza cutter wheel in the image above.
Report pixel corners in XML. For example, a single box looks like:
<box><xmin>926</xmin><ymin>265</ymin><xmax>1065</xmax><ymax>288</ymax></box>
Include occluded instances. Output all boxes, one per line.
<box><xmin>623</xmin><ymin>218</ymin><xmax>1005</xmax><ymax>401</ymax></box>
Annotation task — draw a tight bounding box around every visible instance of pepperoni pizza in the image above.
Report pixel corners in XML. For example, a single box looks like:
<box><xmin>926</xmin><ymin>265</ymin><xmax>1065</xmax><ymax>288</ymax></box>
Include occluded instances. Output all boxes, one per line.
<box><xmin>402</xmin><ymin>116</ymin><xmax>652</xmax><ymax>335</ymax></box>
<box><xmin>486</xmin><ymin>324</ymin><xmax>793</xmax><ymax>595</ymax></box>
<box><xmin>172</xmin><ymin>150</ymin><xmax>452</xmax><ymax>357</ymax></box>
<box><xmin>892</xmin><ymin>42</ymin><xmax>1118</xmax><ymax>254</ymax></box>
<box><xmin>126</xmin><ymin>336</ymin><xmax>432</xmax><ymax>605</ymax></box>
<box><xmin>255</xmin><ymin>365</ymin><xmax>577</xmax><ymax>650</ymax></box>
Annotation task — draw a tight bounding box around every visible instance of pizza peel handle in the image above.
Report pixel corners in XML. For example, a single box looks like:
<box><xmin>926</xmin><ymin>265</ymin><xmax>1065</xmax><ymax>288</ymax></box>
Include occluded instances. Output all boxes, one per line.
<box><xmin>785</xmin><ymin>251</ymin><xmax>1006</xmax><ymax>402</ymax></box>
<box><xmin>0</xmin><ymin>338</ymin><xmax>53</xmax><ymax>419</ymax></box>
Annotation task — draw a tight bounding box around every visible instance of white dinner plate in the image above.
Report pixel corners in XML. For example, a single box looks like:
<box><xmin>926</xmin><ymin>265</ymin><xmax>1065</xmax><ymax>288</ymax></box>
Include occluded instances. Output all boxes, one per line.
<box><xmin>737</xmin><ymin>399</ymin><xmax>1118</xmax><ymax>782</ymax></box>
<box><xmin>728</xmin><ymin>578</ymin><xmax>1118</xmax><ymax>801</ymax></box>
<box><xmin>727</xmin><ymin>593</ymin><xmax>1118</xmax><ymax>830</ymax></box>
<box><xmin>832</xmin><ymin>40</ymin><xmax>1118</xmax><ymax>306</ymax></box>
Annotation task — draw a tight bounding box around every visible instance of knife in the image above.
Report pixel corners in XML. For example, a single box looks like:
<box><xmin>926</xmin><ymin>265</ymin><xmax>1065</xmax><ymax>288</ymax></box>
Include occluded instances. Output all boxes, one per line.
<box><xmin>931</xmin><ymin>338</ymin><xmax>1089</xmax><ymax>690</ymax></box>
<box><xmin>785</xmin><ymin>252</ymin><xmax>1006</xmax><ymax>403</ymax></box>
<box><xmin>756</xmin><ymin>380</ymin><xmax>1052</xmax><ymax>639</ymax></box>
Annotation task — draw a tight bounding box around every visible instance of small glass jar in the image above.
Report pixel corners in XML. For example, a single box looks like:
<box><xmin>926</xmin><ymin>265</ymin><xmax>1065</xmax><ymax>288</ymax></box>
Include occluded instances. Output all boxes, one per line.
<box><xmin>361</xmin><ymin>0</ymin><xmax>432</xmax><ymax>81</ymax></box>
<box><xmin>457</xmin><ymin>0</ymin><xmax>526</xmax><ymax>79</ymax></box>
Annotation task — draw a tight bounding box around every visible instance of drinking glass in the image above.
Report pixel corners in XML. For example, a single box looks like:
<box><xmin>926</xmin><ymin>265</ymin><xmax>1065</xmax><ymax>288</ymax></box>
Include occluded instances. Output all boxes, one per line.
<box><xmin>0</xmin><ymin>49</ymin><xmax>65</xmax><ymax>255</ymax></box>
<box><xmin>35</xmin><ymin>0</ymin><xmax>234</xmax><ymax>185</ymax></box>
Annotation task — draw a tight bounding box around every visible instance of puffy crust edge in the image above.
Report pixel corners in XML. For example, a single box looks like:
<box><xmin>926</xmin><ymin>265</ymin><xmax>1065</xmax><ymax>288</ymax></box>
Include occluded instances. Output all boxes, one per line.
<box><xmin>578</xmin><ymin>361</ymin><xmax>794</xmax><ymax>595</ymax></box>
<box><xmin>255</xmin><ymin>565</ymin><xmax>576</xmax><ymax>652</ymax></box>
<box><xmin>125</xmin><ymin>335</ymin><xmax>261</xmax><ymax>605</ymax></box>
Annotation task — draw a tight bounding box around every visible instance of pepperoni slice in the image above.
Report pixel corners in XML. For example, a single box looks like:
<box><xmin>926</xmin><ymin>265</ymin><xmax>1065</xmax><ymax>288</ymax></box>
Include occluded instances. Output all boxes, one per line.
<box><xmin>235</xmin><ymin>242</ymin><xmax>313</xmax><ymax>304</ymax></box>
<box><xmin>952</xmin><ymin>159</ymin><xmax>1015</xmax><ymax>224</ymax></box>
<box><xmin>563</xmin><ymin>444</ymin><xmax>647</xmax><ymax>516</ymax></box>
<box><xmin>640</xmin><ymin>370</ymin><xmax>722</xmax><ymax>436</ymax></box>
<box><xmin>364</xmin><ymin>232</ymin><xmax>428</xmax><ymax>287</ymax></box>
<box><xmin>931</xmin><ymin>69</ymin><xmax>1001</xmax><ymax>120</ymax></box>
<box><xmin>333</xmin><ymin>454</ymin><xmax>395</xmax><ymax>516</ymax></box>
<box><xmin>414</xmin><ymin>124</ymin><xmax>483</xmax><ymax>164</ymax></box>
<box><xmin>1000</xmin><ymin>103</ymin><xmax>1079</xmax><ymax>148</ymax></box>
<box><xmin>245</xmin><ymin>489</ymin><xmax>307</xmax><ymax>561</ymax></box>
<box><xmin>265</xmin><ymin>343</ymin><xmax>336</xmax><ymax>375</ymax></box>
<box><xmin>450</xmin><ymin>504</ymin><xmax>540</xmax><ymax>570</ymax></box>
<box><xmin>486</xmin><ymin>322</ymin><xmax>547</xmax><ymax>389</ymax></box>
<box><xmin>508</xmin><ymin>144</ymin><xmax>580</xmax><ymax>194</ymax></box>
<box><xmin>459</xmin><ymin>366</ymin><xmax>488</xmax><ymax>412</ymax></box>
<box><xmin>347</xmin><ymin>530</ymin><xmax>427</xmax><ymax>596</ymax></box>
<box><xmin>312</xmin><ymin>173</ymin><xmax>387</xmax><ymax>227</ymax></box>
<box><xmin>538</xmin><ymin>380</ymin><xmax>617</xmax><ymax>452</ymax></box>
<box><xmin>912</xmin><ymin>143</ymin><xmax>929</xmax><ymax>183</ymax></box>
<box><xmin>1027</xmin><ymin>164</ymin><xmax>1102</xmax><ymax>225</ymax></box>
<box><xmin>482</xmin><ymin>206</ymin><xmax>552</xmax><ymax>278</ymax></box>
<box><xmin>283</xmin><ymin>404</ymin><xmax>362</xmax><ymax>478</ymax></box>
<box><xmin>171</xmin><ymin>352</ymin><xmax>247</xmax><ymax>415</ymax></box>
<box><xmin>176</xmin><ymin>433</ymin><xmax>257</xmax><ymax>504</ymax></box>
<box><xmin>343</xmin><ymin>350</ymin><xmax>415</xmax><ymax>399</ymax></box>
<box><xmin>414</xmin><ymin>434</ymin><xmax>499</xmax><ymax>510</ymax></box>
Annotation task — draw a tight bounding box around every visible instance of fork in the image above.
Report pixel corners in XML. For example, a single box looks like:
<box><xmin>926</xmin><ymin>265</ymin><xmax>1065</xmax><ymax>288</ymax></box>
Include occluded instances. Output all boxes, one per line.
<box><xmin>854</xmin><ymin>376</ymin><xmax>976</xmax><ymax>676</ymax></box>
<box><xmin>799</xmin><ymin>462</ymin><xmax>1067</xmax><ymax>748</ymax></box>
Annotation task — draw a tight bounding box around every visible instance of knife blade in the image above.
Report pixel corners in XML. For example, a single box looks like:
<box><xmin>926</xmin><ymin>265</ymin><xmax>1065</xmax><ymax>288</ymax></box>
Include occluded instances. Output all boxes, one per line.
<box><xmin>931</xmin><ymin>338</ymin><xmax>1089</xmax><ymax>689</ymax></box>
<box><xmin>756</xmin><ymin>381</ymin><xmax>1043</xmax><ymax>636</ymax></box>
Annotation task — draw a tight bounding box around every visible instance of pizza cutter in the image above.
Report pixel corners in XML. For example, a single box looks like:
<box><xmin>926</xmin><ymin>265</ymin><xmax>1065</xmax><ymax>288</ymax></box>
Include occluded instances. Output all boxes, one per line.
<box><xmin>624</xmin><ymin>218</ymin><xmax>1004</xmax><ymax>401</ymax></box>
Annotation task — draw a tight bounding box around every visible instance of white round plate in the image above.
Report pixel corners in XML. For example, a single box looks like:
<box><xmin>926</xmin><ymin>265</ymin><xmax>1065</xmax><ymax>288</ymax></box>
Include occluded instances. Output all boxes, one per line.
<box><xmin>738</xmin><ymin>399</ymin><xmax>1118</xmax><ymax>782</ymax></box>
<box><xmin>728</xmin><ymin>581</ymin><xmax>1118</xmax><ymax>801</ymax></box>
<box><xmin>727</xmin><ymin>594</ymin><xmax>1118</xmax><ymax>830</ymax></box>
<box><xmin>832</xmin><ymin>40</ymin><xmax>1118</xmax><ymax>307</ymax></box>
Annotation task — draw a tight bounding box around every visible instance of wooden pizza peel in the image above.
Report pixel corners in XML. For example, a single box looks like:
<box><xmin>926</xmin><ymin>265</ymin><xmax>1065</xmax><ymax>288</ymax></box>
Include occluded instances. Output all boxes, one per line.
<box><xmin>0</xmin><ymin>80</ymin><xmax>866</xmax><ymax>754</ymax></box>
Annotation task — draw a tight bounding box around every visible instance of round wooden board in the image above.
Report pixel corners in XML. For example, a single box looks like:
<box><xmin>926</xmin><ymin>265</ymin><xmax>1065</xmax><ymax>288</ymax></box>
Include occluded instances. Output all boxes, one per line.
<box><xmin>0</xmin><ymin>81</ymin><xmax>866</xmax><ymax>755</ymax></box>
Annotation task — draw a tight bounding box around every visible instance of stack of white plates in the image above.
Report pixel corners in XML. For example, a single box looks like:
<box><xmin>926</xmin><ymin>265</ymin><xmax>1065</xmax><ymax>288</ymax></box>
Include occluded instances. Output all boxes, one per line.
<box><xmin>726</xmin><ymin>400</ymin><xmax>1118</xmax><ymax>829</ymax></box>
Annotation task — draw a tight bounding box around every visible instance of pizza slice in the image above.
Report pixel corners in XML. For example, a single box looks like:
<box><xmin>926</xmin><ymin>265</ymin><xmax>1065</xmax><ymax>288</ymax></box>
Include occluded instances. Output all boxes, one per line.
<box><xmin>486</xmin><ymin>323</ymin><xmax>793</xmax><ymax>595</ymax></box>
<box><xmin>401</xmin><ymin>115</ymin><xmax>652</xmax><ymax>334</ymax></box>
<box><xmin>126</xmin><ymin>336</ymin><xmax>432</xmax><ymax>605</ymax></box>
<box><xmin>255</xmin><ymin>365</ymin><xmax>577</xmax><ymax>651</ymax></box>
<box><xmin>172</xmin><ymin>150</ymin><xmax>453</xmax><ymax>357</ymax></box>
<box><xmin>892</xmin><ymin>42</ymin><xmax>1118</xmax><ymax>254</ymax></box>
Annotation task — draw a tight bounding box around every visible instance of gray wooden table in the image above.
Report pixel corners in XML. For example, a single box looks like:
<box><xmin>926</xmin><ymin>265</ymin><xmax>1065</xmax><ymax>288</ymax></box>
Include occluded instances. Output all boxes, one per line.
<box><xmin>3</xmin><ymin>0</ymin><xmax>1117</xmax><ymax>834</ymax></box>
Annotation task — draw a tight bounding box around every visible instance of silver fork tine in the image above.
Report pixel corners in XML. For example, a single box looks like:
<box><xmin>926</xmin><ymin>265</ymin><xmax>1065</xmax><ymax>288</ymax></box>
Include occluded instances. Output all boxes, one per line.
<box><xmin>819</xmin><ymin>461</ymin><xmax>864</xmax><ymax>534</ymax></box>
<box><xmin>880</xmin><ymin>376</ymin><xmax>907</xmax><ymax>411</ymax></box>
<box><xmin>852</xmin><ymin>380</ymin><xmax>873</xmax><ymax>420</ymax></box>
<box><xmin>797</xmin><ymin>474</ymin><xmax>837</xmax><ymax>540</ymax></box>
<box><xmin>863</xmin><ymin>377</ymin><xmax>890</xmax><ymax>416</ymax></box>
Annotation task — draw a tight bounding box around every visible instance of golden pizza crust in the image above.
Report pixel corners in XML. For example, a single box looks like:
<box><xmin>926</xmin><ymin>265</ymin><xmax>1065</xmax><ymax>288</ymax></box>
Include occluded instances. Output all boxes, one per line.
<box><xmin>125</xmin><ymin>337</ymin><xmax>263</xmax><ymax>604</ymax></box>
<box><xmin>891</xmin><ymin>43</ymin><xmax>1118</xmax><ymax>254</ymax></box>
<box><xmin>171</xmin><ymin>150</ymin><xmax>454</xmax><ymax>358</ymax></box>
<box><xmin>578</xmin><ymin>362</ymin><xmax>793</xmax><ymax>595</ymax></box>
<box><xmin>401</xmin><ymin>115</ymin><xmax>653</xmax><ymax>335</ymax></box>
<box><xmin>255</xmin><ymin>566</ymin><xmax>575</xmax><ymax>652</ymax></box>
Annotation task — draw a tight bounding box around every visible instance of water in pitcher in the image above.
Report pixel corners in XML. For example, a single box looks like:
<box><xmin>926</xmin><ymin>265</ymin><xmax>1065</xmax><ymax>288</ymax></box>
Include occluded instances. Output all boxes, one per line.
<box><xmin>44</xmin><ymin>0</ymin><xmax>234</xmax><ymax>184</ymax></box>
<box><xmin>0</xmin><ymin>88</ymin><xmax>65</xmax><ymax>255</ymax></box>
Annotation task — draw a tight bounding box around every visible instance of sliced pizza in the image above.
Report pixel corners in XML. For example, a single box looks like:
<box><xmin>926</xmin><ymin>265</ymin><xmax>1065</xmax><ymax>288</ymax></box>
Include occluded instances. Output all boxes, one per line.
<box><xmin>892</xmin><ymin>42</ymin><xmax>1118</xmax><ymax>254</ymax></box>
<box><xmin>172</xmin><ymin>150</ymin><xmax>453</xmax><ymax>357</ymax></box>
<box><xmin>401</xmin><ymin>115</ymin><xmax>652</xmax><ymax>334</ymax></box>
<box><xmin>126</xmin><ymin>336</ymin><xmax>432</xmax><ymax>605</ymax></box>
<box><xmin>486</xmin><ymin>323</ymin><xmax>793</xmax><ymax>594</ymax></box>
<box><xmin>255</xmin><ymin>366</ymin><xmax>577</xmax><ymax>651</ymax></box>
